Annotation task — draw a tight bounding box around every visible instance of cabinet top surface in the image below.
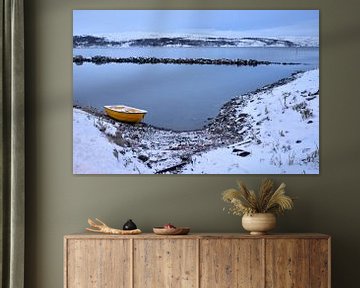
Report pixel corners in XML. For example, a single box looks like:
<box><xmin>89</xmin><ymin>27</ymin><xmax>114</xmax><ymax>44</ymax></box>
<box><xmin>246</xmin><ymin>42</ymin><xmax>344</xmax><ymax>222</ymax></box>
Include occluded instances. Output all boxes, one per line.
<box><xmin>64</xmin><ymin>232</ymin><xmax>330</xmax><ymax>240</ymax></box>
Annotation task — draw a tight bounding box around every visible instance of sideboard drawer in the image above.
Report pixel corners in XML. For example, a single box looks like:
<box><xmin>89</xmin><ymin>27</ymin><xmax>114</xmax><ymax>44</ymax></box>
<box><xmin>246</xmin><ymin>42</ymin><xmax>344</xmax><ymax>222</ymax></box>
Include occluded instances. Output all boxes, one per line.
<box><xmin>265</xmin><ymin>238</ymin><xmax>329</xmax><ymax>288</ymax></box>
<box><xmin>134</xmin><ymin>239</ymin><xmax>198</xmax><ymax>288</ymax></box>
<box><xmin>200</xmin><ymin>239</ymin><xmax>263</xmax><ymax>288</ymax></box>
<box><xmin>66</xmin><ymin>239</ymin><xmax>131</xmax><ymax>288</ymax></box>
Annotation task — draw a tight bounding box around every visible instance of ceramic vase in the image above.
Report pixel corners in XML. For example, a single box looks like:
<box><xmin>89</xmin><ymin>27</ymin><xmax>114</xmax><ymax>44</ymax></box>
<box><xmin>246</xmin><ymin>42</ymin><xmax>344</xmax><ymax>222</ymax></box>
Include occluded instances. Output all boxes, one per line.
<box><xmin>242</xmin><ymin>213</ymin><xmax>276</xmax><ymax>235</ymax></box>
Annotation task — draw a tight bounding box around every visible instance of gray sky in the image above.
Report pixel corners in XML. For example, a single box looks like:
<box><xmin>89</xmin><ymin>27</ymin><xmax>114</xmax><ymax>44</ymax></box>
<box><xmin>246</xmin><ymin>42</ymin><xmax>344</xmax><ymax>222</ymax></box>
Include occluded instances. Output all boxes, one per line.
<box><xmin>73</xmin><ymin>10</ymin><xmax>319</xmax><ymax>37</ymax></box>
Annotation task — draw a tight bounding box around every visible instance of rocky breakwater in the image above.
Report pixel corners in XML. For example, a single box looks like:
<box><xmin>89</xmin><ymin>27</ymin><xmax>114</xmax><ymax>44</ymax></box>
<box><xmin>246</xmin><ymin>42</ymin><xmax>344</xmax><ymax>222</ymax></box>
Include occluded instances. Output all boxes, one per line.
<box><xmin>73</xmin><ymin>55</ymin><xmax>300</xmax><ymax>66</ymax></box>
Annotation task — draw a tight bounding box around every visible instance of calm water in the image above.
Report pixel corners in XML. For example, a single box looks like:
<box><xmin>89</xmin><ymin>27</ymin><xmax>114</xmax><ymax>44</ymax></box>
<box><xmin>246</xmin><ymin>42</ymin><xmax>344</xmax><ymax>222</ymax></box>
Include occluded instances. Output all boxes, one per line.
<box><xmin>73</xmin><ymin>47</ymin><xmax>318</xmax><ymax>131</ymax></box>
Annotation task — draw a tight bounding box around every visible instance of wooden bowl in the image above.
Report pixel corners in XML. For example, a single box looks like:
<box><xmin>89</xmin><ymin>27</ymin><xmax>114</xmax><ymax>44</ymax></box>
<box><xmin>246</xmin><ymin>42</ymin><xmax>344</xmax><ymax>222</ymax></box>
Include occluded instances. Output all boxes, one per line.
<box><xmin>153</xmin><ymin>227</ymin><xmax>190</xmax><ymax>235</ymax></box>
<box><xmin>242</xmin><ymin>213</ymin><xmax>276</xmax><ymax>235</ymax></box>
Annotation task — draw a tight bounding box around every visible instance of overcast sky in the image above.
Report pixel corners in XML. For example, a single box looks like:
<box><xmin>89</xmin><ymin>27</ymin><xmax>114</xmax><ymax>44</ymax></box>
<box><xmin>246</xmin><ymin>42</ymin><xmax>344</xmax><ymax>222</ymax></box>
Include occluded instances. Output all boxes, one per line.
<box><xmin>73</xmin><ymin>10</ymin><xmax>319</xmax><ymax>37</ymax></box>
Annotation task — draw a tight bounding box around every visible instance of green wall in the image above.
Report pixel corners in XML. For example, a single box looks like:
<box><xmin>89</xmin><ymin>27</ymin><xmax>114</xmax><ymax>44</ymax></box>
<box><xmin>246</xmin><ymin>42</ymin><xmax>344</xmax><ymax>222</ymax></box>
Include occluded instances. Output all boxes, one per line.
<box><xmin>25</xmin><ymin>0</ymin><xmax>360</xmax><ymax>287</ymax></box>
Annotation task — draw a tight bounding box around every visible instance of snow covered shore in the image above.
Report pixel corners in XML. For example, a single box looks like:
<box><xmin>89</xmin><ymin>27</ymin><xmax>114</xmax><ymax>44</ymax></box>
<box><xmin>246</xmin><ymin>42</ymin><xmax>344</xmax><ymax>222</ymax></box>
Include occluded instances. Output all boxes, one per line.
<box><xmin>73</xmin><ymin>69</ymin><xmax>319</xmax><ymax>174</ymax></box>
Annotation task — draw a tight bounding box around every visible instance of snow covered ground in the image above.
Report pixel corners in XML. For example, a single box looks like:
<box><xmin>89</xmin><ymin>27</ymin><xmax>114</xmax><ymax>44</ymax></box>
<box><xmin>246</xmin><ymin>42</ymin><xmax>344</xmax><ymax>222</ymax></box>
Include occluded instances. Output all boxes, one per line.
<box><xmin>73</xmin><ymin>109</ymin><xmax>149</xmax><ymax>174</ymax></box>
<box><xmin>73</xmin><ymin>69</ymin><xmax>319</xmax><ymax>174</ymax></box>
<box><xmin>181</xmin><ymin>69</ymin><xmax>319</xmax><ymax>174</ymax></box>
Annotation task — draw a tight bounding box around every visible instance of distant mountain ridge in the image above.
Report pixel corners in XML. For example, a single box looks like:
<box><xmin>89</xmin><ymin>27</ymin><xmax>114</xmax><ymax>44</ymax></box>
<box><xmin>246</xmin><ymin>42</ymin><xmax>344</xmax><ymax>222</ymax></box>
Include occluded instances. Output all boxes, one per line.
<box><xmin>73</xmin><ymin>34</ymin><xmax>319</xmax><ymax>48</ymax></box>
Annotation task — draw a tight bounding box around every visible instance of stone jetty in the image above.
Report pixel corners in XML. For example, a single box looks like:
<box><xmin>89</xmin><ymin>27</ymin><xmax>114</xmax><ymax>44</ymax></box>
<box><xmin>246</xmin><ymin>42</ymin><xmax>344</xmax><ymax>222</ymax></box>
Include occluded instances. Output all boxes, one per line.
<box><xmin>73</xmin><ymin>55</ymin><xmax>300</xmax><ymax>66</ymax></box>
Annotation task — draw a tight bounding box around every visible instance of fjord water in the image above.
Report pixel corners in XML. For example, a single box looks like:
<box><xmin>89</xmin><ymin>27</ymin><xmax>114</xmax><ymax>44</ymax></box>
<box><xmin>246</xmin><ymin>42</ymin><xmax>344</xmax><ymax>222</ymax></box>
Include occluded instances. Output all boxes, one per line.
<box><xmin>73</xmin><ymin>47</ymin><xmax>318</xmax><ymax>131</ymax></box>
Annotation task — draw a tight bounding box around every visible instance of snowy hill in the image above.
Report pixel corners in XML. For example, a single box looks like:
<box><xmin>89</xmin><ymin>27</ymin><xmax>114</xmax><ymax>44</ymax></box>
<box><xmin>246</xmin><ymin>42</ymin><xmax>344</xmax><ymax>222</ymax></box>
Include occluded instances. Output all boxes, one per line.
<box><xmin>73</xmin><ymin>33</ymin><xmax>318</xmax><ymax>48</ymax></box>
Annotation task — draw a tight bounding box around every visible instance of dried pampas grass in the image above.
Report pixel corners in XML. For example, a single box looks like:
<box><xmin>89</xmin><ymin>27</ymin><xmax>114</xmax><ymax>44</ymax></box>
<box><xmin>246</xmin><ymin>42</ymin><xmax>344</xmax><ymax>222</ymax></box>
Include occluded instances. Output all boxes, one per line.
<box><xmin>222</xmin><ymin>179</ymin><xmax>294</xmax><ymax>216</ymax></box>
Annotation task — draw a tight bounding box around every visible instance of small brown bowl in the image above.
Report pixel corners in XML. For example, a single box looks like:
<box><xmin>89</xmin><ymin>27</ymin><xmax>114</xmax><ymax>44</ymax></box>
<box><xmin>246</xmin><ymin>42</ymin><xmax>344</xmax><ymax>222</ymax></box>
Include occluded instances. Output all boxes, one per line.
<box><xmin>153</xmin><ymin>227</ymin><xmax>190</xmax><ymax>235</ymax></box>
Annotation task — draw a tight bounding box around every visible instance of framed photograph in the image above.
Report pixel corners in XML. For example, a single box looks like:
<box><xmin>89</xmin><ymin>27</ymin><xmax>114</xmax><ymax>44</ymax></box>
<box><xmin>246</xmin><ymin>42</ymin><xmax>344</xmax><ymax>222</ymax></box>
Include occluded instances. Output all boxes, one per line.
<box><xmin>73</xmin><ymin>10</ymin><xmax>319</xmax><ymax>174</ymax></box>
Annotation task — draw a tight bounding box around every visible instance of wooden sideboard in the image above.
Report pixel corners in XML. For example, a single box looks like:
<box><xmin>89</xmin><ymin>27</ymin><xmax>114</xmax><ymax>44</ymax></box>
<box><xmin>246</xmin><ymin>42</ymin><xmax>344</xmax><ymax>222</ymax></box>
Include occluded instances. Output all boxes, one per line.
<box><xmin>64</xmin><ymin>233</ymin><xmax>330</xmax><ymax>288</ymax></box>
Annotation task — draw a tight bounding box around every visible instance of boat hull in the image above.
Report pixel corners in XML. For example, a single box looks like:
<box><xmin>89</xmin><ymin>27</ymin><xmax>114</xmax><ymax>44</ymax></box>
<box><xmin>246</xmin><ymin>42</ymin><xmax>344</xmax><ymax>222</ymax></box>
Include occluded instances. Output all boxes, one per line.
<box><xmin>104</xmin><ymin>106</ymin><xmax>146</xmax><ymax>123</ymax></box>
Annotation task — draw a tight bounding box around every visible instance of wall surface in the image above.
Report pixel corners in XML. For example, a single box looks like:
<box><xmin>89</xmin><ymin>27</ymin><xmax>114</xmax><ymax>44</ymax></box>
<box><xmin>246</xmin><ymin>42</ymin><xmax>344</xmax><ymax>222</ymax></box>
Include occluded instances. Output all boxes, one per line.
<box><xmin>24</xmin><ymin>0</ymin><xmax>360</xmax><ymax>287</ymax></box>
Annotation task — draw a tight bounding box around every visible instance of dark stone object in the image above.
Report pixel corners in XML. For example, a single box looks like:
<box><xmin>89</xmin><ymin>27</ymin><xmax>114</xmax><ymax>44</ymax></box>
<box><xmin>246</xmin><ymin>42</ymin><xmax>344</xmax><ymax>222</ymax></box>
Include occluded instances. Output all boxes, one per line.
<box><xmin>232</xmin><ymin>148</ymin><xmax>244</xmax><ymax>153</ymax></box>
<box><xmin>138</xmin><ymin>154</ymin><xmax>149</xmax><ymax>162</ymax></box>
<box><xmin>239</xmin><ymin>151</ymin><xmax>251</xmax><ymax>157</ymax></box>
<box><xmin>123</xmin><ymin>219</ymin><xmax>137</xmax><ymax>230</ymax></box>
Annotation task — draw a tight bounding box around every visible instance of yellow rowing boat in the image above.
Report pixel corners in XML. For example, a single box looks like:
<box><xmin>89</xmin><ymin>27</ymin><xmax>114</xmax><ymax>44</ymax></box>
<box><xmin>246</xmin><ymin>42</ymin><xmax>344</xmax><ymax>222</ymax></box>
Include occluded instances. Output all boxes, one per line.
<box><xmin>104</xmin><ymin>105</ymin><xmax>147</xmax><ymax>123</ymax></box>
